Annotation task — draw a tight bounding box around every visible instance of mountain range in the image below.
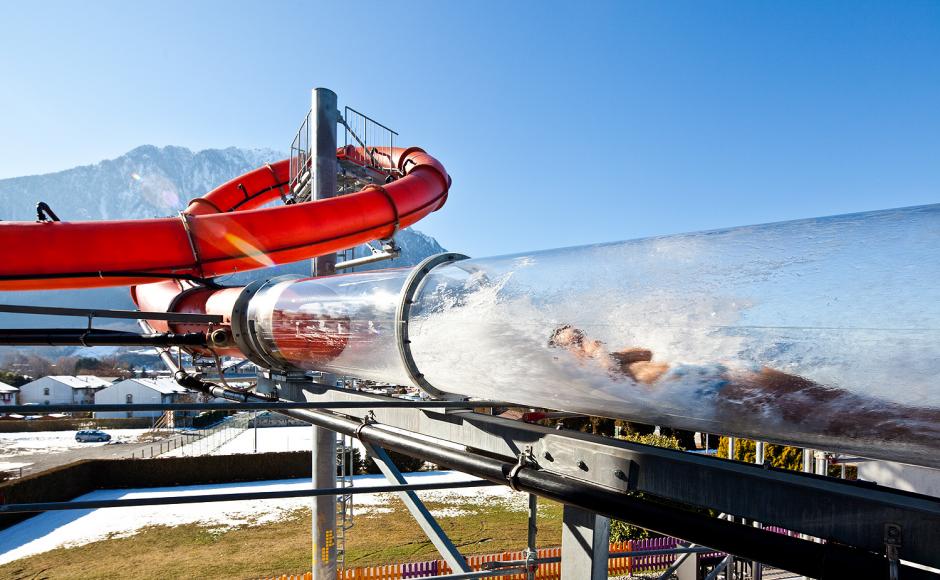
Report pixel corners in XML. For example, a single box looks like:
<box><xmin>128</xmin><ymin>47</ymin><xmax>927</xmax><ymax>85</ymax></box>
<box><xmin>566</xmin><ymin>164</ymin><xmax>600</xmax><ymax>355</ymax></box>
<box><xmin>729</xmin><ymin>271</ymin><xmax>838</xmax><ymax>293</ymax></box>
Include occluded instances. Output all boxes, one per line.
<box><xmin>0</xmin><ymin>145</ymin><xmax>446</xmax><ymax>335</ymax></box>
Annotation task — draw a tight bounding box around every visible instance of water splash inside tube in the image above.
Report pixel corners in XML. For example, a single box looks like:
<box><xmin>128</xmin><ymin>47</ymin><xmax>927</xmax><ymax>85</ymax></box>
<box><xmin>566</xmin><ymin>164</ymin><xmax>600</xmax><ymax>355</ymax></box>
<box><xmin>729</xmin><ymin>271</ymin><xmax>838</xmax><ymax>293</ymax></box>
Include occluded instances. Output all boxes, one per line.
<box><xmin>212</xmin><ymin>204</ymin><xmax>940</xmax><ymax>467</ymax></box>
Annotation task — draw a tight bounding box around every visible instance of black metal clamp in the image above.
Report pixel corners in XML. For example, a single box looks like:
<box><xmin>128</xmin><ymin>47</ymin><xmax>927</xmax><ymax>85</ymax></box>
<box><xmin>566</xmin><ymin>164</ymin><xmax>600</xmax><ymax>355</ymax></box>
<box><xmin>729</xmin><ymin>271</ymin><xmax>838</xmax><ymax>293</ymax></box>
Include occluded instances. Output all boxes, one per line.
<box><xmin>36</xmin><ymin>201</ymin><xmax>60</xmax><ymax>222</ymax></box>
<box><xmin>508</xmin><ymin>445</ymin><xmax>536</xmax><ymax>492</ymax></box>
<box><xmin>885</xmin><ymin>523</ymin><xmax>902</xmax><ymax>580</ymax></box>
<box><xmin>354</xmin><ymin>411</ymin><xmax>377</xmax><ymax>439</ymax></box>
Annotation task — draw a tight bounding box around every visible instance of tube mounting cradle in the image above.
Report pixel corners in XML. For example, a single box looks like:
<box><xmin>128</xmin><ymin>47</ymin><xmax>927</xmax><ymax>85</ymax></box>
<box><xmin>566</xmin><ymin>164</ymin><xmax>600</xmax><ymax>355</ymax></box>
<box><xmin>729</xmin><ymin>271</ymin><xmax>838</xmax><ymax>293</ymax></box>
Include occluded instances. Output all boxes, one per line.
<box><xmin>231</xmin><ymin>275</ymin><xmax>302</xmax><ymax>371</ymax></box>
<box><xmin>395</xmin><ymin>252</ymin><xmax>469</xmax><ymax>399</ymax></box>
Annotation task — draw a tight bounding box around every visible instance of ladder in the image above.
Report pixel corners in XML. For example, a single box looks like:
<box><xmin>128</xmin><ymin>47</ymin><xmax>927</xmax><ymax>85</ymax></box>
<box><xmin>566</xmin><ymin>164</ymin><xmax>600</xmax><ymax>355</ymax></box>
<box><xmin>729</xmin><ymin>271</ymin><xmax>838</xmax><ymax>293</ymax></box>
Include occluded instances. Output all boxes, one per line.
<box><xmin>335</xmin><ymin>430</ymin><xmax>355</xmax><ymax>574</ymax></box>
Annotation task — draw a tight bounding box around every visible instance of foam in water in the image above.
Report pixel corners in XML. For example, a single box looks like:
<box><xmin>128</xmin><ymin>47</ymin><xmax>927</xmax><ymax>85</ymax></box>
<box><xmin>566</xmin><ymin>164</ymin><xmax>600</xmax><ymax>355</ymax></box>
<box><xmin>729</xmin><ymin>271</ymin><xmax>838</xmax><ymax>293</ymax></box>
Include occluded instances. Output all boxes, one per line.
<box><xmin>408</xmin><ymin>205</ymin><xmax>940</xmax><ymax>466</ymax></box>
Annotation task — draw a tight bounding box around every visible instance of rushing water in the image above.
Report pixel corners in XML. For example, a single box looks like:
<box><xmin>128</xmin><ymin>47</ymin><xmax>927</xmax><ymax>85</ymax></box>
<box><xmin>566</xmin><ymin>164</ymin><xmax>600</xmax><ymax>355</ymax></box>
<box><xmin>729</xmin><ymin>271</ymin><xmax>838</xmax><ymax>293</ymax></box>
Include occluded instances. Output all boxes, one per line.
<box><xmin>408</xmin><ymin>204</ymin><xmax>940</xmax><ymax>467</ymax></box>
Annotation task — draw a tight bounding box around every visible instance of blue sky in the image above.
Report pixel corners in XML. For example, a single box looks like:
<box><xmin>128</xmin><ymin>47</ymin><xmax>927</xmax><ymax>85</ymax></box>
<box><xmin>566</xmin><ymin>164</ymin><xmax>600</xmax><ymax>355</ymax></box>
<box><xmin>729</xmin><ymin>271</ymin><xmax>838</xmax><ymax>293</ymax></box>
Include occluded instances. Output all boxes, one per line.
<box><xmin>1</xmin><ymin>1</ymin><xmax>938</xmax><ymax>257</ymax></box>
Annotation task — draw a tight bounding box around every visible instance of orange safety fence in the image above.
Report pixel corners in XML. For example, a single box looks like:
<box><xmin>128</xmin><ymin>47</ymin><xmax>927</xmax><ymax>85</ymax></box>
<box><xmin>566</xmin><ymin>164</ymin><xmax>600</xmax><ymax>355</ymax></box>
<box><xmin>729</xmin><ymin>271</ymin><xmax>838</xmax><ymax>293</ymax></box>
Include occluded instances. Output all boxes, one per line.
<box><xmin>263</xmin><ymin>541</ymin><xmax>636</xmax><ymax>580</ymax></box>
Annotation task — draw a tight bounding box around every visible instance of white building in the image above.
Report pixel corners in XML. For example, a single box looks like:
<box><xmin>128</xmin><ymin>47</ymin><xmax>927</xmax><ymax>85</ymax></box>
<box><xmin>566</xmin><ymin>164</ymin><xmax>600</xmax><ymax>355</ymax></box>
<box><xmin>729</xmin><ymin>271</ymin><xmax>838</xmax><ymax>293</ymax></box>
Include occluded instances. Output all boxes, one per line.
<box><xmin>0</xmin><ymin>381</ymin><xmax>18</xmax><ymax>407</ymax></box>
<box><xmin>858</xmin><ymin>460</ymin><xmax>940</xmax><ymax>498</ymax></box>
<box><xmin>94</xmin><ymin>378</ymin><xmax>192</xmax><ymax>419</ymax></box>
<box><xmin>18</xmin><ymin>375</ymin><xmax>112</xmax><ymax>406</ymax></box>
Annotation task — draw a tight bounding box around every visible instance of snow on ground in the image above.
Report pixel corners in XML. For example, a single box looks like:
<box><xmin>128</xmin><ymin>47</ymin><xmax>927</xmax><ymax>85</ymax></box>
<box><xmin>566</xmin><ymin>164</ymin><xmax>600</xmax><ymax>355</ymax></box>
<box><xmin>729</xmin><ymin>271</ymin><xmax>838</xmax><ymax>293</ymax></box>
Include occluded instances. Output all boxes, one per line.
<box><xmin>0</xmin><ymin>429</ymin><xmax>154</xmax><ymax>458</ymax></box>
<box><xmin>0</xmin><ymin>461</ymin><xmax>30</xmax><ymax>472</ymax></box>
<box><xmin>162</xmin><ymin>425</ymin><xmax>366</xmax><ymax>458</ymax></box>
<box><xmin>0</xmin><ymin>471</ymin><xmax>517</xmax><ymax>565</ymax></box>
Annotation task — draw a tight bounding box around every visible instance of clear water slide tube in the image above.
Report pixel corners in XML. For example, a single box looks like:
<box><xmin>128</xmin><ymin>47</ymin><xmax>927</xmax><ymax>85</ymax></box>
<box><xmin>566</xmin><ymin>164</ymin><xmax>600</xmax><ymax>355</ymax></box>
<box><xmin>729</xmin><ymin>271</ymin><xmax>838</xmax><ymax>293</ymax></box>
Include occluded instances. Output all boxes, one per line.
<box><xmin>242</xmin><ymin>204</ymin><xmax>940</xmax><ymax>467</ymax></box>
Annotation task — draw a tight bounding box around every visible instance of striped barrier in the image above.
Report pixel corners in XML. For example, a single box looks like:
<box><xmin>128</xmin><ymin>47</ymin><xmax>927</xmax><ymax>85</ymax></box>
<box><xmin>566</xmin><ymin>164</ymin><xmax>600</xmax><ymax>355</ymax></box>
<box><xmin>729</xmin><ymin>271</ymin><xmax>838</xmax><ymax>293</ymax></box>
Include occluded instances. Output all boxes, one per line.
<box><xmin>267</xmin><ymin>529</ymin><xmax>797</xmax><ymax>579</ymax></box>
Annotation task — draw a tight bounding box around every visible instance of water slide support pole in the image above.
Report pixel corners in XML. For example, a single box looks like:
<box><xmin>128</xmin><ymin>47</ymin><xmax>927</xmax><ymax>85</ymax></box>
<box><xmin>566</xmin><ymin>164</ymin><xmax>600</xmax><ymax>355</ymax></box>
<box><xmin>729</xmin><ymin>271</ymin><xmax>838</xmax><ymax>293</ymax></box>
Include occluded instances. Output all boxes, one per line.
<box><xmin>310</xmin><ymin>86</ymin><xmax>339</xmax><ymax>580</ymax></box>
<box><xmin>560</xmin><ymin>505</ymin><xmax>610</xmax><ymax>580</ymax></box>
<box><xmin>753</xmin><ymin>441</ymin><xmax>765</xmax><ymax>580</ymax></box>
<box><xmin>526</xmin><ymin>494</ymin><xmax>538</xmax><ymax>580</ymax></box>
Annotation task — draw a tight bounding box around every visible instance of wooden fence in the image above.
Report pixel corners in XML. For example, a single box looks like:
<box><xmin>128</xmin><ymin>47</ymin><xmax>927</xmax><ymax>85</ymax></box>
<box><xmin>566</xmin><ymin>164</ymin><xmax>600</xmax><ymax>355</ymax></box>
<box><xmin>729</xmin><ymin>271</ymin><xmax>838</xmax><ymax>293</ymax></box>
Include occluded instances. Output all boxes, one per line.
<box><xmin>263</xmin><ymin>528</ymin><xmax>797</xmax><ymax>579</ymax></box>
<box><xmin>264</xmin><ymin>540</ymin><xmax>656</xmax><ymax>580</ymax></box>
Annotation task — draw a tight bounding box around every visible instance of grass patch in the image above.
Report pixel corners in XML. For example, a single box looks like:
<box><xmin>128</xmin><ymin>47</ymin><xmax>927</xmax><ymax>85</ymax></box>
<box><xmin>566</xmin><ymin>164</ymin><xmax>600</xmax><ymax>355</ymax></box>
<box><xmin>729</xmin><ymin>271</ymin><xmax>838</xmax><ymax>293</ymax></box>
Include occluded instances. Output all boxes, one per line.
<box><xmin>0</xmin><ymin>494</ymin><xmax>564</xmax><ymax>579</ymax></box>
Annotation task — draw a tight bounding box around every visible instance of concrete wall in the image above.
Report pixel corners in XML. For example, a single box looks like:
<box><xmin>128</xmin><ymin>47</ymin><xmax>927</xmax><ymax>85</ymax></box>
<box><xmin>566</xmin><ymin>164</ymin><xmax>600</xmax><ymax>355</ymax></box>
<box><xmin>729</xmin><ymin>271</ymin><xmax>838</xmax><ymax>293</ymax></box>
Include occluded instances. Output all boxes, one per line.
<box><xmin>857</xmin><ymin>460</ymin><xmax>940</xmax><ymax>498</ymax></box>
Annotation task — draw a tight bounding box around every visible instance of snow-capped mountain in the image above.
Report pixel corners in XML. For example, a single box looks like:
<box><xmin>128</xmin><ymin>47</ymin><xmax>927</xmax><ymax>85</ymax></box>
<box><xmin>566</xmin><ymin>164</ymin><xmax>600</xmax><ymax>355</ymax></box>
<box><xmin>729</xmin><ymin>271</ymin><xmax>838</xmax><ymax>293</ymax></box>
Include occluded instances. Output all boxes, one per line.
<box><xmin>0</xmin><ymin>145</ymin><xmax>283</xmax><ymax>221</ymax></box>
<box><xmin>0</xmin><ymin>145</ymin><xmax>447</xmax><ymax>329</ymax></box>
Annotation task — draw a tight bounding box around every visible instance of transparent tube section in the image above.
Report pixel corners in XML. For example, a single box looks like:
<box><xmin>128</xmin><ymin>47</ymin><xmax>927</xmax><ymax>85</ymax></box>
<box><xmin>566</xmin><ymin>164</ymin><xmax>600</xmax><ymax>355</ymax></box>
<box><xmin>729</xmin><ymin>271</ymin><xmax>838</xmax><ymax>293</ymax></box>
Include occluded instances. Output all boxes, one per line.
<box><xmin>407</xmin><ymin>205</ymin><xmax>940</xmax><ymax>467</ymax></box>
<box><xmin>248</xmin><ymin>269</ymin><xmax>413</xmax><ymax>385</ymax></box>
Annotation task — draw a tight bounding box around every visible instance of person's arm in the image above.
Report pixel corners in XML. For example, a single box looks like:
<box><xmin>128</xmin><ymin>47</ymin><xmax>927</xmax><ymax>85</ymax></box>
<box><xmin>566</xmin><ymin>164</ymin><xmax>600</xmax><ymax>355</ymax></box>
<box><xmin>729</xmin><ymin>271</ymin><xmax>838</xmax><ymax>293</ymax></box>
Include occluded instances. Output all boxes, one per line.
<box><xmin>609</xmin><ymin>348</ymin><xmax>670</xmax><ymax>383</ymax></box>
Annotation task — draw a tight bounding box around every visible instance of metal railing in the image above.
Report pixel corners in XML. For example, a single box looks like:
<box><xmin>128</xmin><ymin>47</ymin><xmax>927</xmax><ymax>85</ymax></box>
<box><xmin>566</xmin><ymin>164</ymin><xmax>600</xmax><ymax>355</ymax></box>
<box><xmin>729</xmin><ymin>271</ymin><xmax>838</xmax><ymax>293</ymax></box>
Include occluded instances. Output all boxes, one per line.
<box><xmin>343</xmin><ymin>106</ymin><xmax>398</xmax><ymax>174</ymax></box>
<box><xmin>288</xmin><ymin>105</ymin><xmax>399</xmax><ymax>204</ymax></box>
<box><xmin>125</xmin><ymin>413</ymin><xmax>253</xmax><ymax>459</ymax></box>
<box><xmin>289</xmin><ymin>110</ymin><xmax>312</xmax><ymax>201</ymax></box>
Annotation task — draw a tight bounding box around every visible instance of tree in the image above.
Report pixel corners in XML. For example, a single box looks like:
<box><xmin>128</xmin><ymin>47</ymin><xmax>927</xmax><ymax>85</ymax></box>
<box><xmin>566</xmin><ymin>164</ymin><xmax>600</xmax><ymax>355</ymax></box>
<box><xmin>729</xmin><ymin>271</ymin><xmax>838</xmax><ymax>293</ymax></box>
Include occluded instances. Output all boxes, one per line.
<box><xmin>0</xmin><ymin>370</ymin><xmax>29</xmax><ymax>387</ymax></box>
<box><xmin>337</xmin><ymin>446</ymin><xmax>362</xmax><ymax>476</ymax></box>
<box><xmin>717</xmin><ymin>437</ymin><xmax>857</xmax><ymax>479</ymax></box>
<box><xmin>1</xmin><ymin>353</ymin><xmax>54</xmax><ymax>378</ymax></box>
<box><xmin>361</xmin><ymin>448</ymin><xmax>428</xmax><ymax>474</ymax></box>
<box><xmin>717</xmin><ymin>437</ymin><xmax>803</xmax><ymax>471</ymax></box>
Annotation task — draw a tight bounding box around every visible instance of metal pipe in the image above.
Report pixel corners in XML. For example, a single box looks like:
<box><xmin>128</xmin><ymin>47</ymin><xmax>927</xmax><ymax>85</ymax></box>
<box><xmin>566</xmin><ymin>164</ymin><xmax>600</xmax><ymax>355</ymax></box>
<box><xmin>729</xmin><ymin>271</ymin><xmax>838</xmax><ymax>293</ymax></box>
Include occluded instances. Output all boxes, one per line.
<box><xmin>311</xmin><ymin>87</ymin><xmax>339</xmax><ymax>277</ymax></box>
<box><xmin>0</xmin><ymin>303</ymin><xmax>222</xmax><ymax>323</ymax></box>
<box><xmin>310</xmin><ymin>86</ymin><xmax>339</xmax><ymax>580</ymax></box>
<box><xmin>705</xmin><ymin>554</ymin><xmax>732</xmax><ymax>580</ymax></box>
<box><xmin>491</xmin><ymin>546</ymin><xmax>713</xmax><ymax>567</ymax></box>
<box><xmin>0</xmin><ymin>400</ymin><xmax>505</xmax><ymax>414</ymax></box>
<box><xmin>526</xmin><ymin>493</ymin><xmax>538</xmax><ymax>580</ymax></box>
<box><xmin>407</xmin><ymin>569</ymin><xmax>526</xmax><ymax>580</ymax></box>
<box><xmin>0</xmin><ymin>480</ymin><xmax>497</xmax><ymax>514</ymax></box>
<box><xmin>167</xmin><ymin>381</ymin><xmax>923</xmax><ymax>580</ymax></box>
<box><xmin>658</xmin><ymin>546</ymin><xmax>697</xmax><ymax>579</ymax></box>
<box><xmin>0</xmin><ymin>328</ymin><xmax>206</xmax><ymax>347</ymax></box>
<box><xmin>273</xmin><ymin>409</ymin><xmax>903</xmax><ymax>578</ymax></box>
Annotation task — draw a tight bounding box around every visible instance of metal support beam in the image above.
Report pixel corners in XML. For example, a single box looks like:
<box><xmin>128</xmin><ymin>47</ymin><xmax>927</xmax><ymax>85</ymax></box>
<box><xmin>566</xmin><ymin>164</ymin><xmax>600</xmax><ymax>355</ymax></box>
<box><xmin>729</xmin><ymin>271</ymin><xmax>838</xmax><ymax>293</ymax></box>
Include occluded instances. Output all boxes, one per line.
<box><xmin>754</xmin><ymin>441</ymin><xmax>765</xmax><ymax>580</ymax></box>
<box><xmin>560</xmin><ymin>505</ymin><xmax>609</xmax><ymax>580</ymax></box>
<box><xmin>309</xmin><ymin>88</ymin><xmax>339</xmax><ymax>580</ymax></box>
<box><xmin>281</xmin><ymin>383</ymin><xmax>940</xmax><ymax>571</ymax></box>
<box><xmin>311</xmin><ymin>420</ymin><xmax>337</xmax><ymax>579</ymax></box>
<box><xmin>815</xmin><ymin>450</ymin><xmax>830</xmax><ymax>476</ymax></box>
<box><xmin>362</xmin><ymin>442</ymin><xmax>471</xmax><ymax>573</ymax></box>
<box><xmin>0</xmin><ymin>328</ymin><xmax>206</xmax><ymax>347</ymax></box>
<box><xmin>526</xmin><ymin>494</ymin><xmax>538</xmax><ymax>580</ymax></box>
<box><xmin>0</xmin><ymin>399</ymin><xmax>502</xmax><ymax>414</ymax></box>
<box><xmin>164</xmin><ymin>380</ymin><xmax>934</xmax><ymax>579</ymax></box>
<box><xmin>0</xmin><ymin>303</ymin><xmax>222</xmax><ymax>323</ymax></box>
<box><xmin>660</xmin><ymin>545</ymin><xmax>699</xmax><ymax>580</ymax></box>
<box><xmin>311</xmin><ymin>87</ymin><xmax>339</xmax><ymax>278</ymax></box>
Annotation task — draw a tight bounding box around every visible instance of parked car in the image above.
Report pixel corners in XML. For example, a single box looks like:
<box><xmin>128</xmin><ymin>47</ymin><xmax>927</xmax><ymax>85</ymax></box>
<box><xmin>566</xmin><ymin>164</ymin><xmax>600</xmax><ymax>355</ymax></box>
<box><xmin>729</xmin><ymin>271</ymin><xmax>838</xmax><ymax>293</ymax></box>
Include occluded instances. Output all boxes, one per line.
<box><xmin>75</xmin><ymin>429</ymin><xmax>111</xmax><ymax>443</ymax></box>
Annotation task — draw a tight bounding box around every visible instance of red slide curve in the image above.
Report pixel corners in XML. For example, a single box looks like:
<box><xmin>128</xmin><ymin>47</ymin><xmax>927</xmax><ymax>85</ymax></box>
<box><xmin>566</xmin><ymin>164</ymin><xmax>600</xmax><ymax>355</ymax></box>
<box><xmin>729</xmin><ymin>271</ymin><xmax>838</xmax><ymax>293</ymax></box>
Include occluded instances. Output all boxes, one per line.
<box><xmin>0</xmin><ymin>146</ymin><xmax>449</xmax><ymax>291</ymax></box>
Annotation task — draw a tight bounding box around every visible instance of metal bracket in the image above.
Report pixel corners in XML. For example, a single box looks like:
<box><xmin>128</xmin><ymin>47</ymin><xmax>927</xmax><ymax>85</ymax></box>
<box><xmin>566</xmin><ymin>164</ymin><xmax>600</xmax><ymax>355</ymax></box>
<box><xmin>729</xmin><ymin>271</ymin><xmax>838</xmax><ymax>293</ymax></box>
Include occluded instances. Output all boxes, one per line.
<box><xmin>533</xmin><ymin>438</ymin><xmax>637</xmax><ymax>493</ymax></box>
<box><xmin>354</xmin><ymin>411</ymin><xmax>376</xmax><ymax>439</ymax></box>
<box><xmin>885</xmin><ymin>523</ymin><xmax>901</xmax><ymax>580</ymax></box>
<box><xmin>509</xmin><ymin>446</ymin><xmax>536</xmax><ymax>492</ymax></box>
<box><xmin>36</xmin><ymin>201</ymin><xmax>60</xmax><ymax>222</ymax></box>
<box><xmin>230</xmin><ymin>275</ymin><xmax>302</xmax><ymax>371</ymax></box>
<box><xmin>334</xmin><ymin>239</ymin><xmax>401</xmax><ymax>271</ymax></box>
<box><xmin>394</xmin><ymin>252</ymin><xmax>470</xmax><ymax>399</ymax></box>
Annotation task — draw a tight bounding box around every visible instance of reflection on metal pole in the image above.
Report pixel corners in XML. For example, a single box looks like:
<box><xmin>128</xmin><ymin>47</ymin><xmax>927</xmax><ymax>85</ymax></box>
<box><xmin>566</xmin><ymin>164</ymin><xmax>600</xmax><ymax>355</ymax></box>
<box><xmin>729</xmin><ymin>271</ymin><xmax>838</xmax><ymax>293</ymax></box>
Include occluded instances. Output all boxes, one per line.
<box><xmin>310</xmin><ymin>86</ymin><xmax>339</xmax><ymax>580</ymax></box>
<box><xmin>526</xmin><ymin>494</ymin><xmax>538</xmax><ymax>580</ymax></box>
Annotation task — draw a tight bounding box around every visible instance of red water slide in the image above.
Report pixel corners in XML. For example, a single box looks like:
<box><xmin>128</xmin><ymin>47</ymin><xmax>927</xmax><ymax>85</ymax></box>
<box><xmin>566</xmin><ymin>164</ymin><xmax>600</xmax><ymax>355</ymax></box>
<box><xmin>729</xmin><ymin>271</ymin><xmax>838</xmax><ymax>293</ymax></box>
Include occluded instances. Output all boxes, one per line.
<box><xmin>0</xmin><ymin>146</ymin><xmax>449</xmax><ymax>291</ymax></box>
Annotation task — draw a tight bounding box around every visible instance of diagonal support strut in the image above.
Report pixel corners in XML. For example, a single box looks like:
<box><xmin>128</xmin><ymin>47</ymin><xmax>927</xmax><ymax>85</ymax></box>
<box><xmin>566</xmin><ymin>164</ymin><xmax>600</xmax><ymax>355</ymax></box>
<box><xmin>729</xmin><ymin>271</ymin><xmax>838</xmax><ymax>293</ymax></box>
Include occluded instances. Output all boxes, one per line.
<box><xmin>362</xmin><ymin>442</ymin><xmax>472</xmax><ymax>573</ymax></box>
